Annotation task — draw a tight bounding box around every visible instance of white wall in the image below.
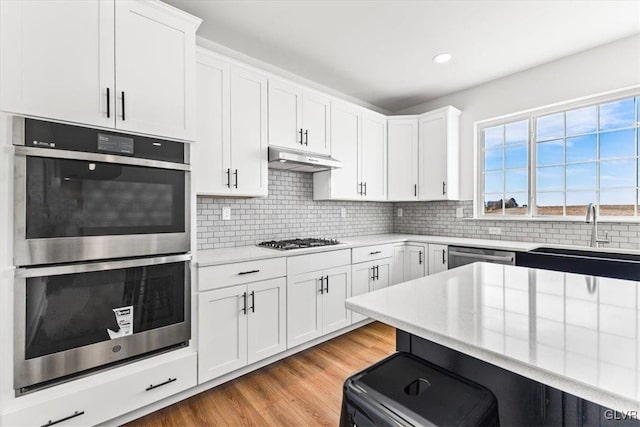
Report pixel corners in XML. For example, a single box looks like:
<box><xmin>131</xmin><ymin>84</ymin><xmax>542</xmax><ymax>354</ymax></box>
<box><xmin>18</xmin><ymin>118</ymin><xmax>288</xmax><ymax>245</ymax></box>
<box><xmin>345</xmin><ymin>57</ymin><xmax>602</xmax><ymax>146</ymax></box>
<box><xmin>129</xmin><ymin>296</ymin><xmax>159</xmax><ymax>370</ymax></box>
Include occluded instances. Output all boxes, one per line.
<box><xmin>397</xmin><ymin>34</ymin><xmax>640</xmax><ymax>199</ymax></box>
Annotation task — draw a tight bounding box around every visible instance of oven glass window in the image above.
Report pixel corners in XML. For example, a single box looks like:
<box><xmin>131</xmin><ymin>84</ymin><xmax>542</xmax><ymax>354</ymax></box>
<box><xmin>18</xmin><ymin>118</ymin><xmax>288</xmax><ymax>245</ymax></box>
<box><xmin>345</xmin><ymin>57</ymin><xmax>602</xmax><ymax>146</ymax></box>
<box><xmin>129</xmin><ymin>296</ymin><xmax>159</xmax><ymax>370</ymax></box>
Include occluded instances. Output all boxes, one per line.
<box><xmin>24</xmin><ymin>261</ymin><xmax>186</xmax><ymax>359</ymax></box>
<box><xmin>25</xmin><ymin>157</ymin><xmax>185</xmax><ymax>238</ymax></box>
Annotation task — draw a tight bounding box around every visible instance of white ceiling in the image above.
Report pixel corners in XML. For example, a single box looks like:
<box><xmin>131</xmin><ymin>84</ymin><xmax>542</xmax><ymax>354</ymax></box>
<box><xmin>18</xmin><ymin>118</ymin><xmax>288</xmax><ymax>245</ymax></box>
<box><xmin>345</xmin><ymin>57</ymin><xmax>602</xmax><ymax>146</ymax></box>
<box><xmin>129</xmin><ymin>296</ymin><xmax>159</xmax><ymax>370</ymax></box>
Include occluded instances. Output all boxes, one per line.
<box><xmin>166</xmin><ymin>0</ymin><xmax>640</xmax><ymax>112</ymax></box>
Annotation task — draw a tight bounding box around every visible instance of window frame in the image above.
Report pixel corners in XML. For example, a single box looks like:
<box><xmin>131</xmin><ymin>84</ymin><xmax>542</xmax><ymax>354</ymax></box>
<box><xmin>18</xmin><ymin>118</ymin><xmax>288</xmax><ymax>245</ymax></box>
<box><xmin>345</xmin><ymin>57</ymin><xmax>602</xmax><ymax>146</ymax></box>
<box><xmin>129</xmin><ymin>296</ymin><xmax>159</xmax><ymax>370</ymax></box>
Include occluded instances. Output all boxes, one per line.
<box><xmin>475</xmin><ymin>87</ymin><xmax>640</xmax><ymax>221</ymax></box>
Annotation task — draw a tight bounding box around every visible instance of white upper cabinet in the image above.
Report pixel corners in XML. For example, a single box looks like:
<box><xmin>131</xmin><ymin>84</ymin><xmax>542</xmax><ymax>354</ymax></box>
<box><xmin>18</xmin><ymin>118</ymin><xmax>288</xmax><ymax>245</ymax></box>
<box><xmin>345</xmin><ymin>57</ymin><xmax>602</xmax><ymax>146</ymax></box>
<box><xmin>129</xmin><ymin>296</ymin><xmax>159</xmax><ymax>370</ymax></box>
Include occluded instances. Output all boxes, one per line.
<box><xmin>0</xmin><ymin>0</ymin><xmax>200</xmax><ymax>141</ymax></box>
<box><xmin>388</xmin><ymin>118</ymin><xmax>419</xmax><ymax>201</ymax></box>
<box><xmin>194</xmin><ymin>50</ymin><xmax>268</xmax><ymax>197</ymax></box>
<box><xmin>360</xmin><ymin>111</ymin><xmax>387</xmax><ymax>201</ymax></box>
<box><xmin>0</xmin><ymin>1</ymin><xmax>115</xmax><ymax>127</ymax></box>
<box><xmin>418</xmin><ymin>106</ymin><xmax>461</xmax><ymax>200</ymax></box>
<box><xmin>268</xmin><ymin>79</ymin><xmax>331</xmax><ymax>154</ymax></box>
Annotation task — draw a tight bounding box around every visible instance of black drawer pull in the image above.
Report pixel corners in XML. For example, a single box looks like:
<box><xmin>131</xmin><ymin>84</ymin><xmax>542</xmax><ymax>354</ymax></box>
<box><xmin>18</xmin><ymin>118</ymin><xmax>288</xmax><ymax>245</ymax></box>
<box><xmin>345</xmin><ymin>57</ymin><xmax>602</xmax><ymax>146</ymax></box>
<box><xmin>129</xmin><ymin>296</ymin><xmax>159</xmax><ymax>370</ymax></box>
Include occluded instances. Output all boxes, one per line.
<box><xmin>145</xmin><ymin>377</ymin><xmax>177</xmax><ymax>391</ymax></box>
<box><xmin>369</xmin><ymin>251</ymin><xmax>382</xmax><ymax>255</ymax></box>
<box><xmin>238</xmin><ymin>269</ymin><xmax>260</xmax><ymax>275</ymax></box>
<box><xmin>41</xmin><ymin>411</ymin><xmax>85</xmax><ymax>427</ymax></box>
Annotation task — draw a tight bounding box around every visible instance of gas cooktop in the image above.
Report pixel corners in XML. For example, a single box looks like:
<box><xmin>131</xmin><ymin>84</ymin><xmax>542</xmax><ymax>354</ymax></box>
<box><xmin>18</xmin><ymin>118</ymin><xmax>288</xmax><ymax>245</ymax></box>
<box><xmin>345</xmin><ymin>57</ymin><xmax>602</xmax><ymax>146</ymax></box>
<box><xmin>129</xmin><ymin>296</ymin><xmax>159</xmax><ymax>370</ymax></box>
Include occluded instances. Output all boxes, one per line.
<box><xmin>258</xmin><ymin>238</ymin><xmax>340</xmax><ymax>251</ymax></box>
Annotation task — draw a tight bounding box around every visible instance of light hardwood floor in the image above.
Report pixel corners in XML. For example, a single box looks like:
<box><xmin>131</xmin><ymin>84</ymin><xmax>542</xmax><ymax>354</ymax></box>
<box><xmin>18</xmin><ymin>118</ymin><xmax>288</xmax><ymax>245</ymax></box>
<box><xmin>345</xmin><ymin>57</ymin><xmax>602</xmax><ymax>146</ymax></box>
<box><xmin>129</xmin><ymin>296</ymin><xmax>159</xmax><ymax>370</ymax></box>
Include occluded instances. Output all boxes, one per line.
<box><xmin>127</xmin><ymin>322</ymin><xmax>395</xmax><ymax>426</ymax></box>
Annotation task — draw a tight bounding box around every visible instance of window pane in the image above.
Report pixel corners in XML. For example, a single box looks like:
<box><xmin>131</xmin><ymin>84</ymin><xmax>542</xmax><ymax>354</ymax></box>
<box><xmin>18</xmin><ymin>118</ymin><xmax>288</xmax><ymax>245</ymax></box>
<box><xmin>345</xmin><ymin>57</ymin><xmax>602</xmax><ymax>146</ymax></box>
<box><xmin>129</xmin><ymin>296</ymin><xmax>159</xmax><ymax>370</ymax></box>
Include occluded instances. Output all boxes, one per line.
<box><xmin>484</xmin><ymin>148</ymin><xmax>503</xmax><ymax>171</ymax></box>
<box><xmin>505</xmin><ymin>169</ymin><xmax>528</xmax><ymax>192</ymax></box>
<box><xmin>537</xmin><ymin>166</ymin><xmax>564</xmax><ymax>191</ymax></box>
<box><xmin>600</xmin><ymin>129</ymin><xmax>635</xmax><ymax>158</ymax></box>
<box><xmin>566</xmin><ymin>163</ymin><xmax>596</xmax><ymax>190</ymax></box>
<box><xmin>484</xmin><ymin>194</ymin><xmax>504</xmax><ymax>214</ymax></box>
<box><xmin>484</xmin><ymin>172</ymin><xmax>503</xmax><ymax>194</ymax></box>
<box><xmin>566</xmin><ymin>134</ymin><xmax>596</xmax><ymax>163</ymax></box>
<box><xmin>537</xmin><ymin>113</ymin><xmax>564</xmax><ymax>141</ymax></box>
<box><xmin>599</xmin><ymin>98</ymin><xmax>635</xmax><ymax>131</ymax></box>
<box><xmin>566</xmin><ymin>191</ymin><xmax>596</xmax><ymax>216</ymax></box>
<box><xmin>505</xmin><ymin>145</ymin><xmax>527</xmax><ymax>169</ymax></box>
<box><xmin>566</xmin><ymin>105</ymin><xmax>597</xmax><ymax>136</ymax></box>
<box><xmin>484</xmin><ymin>125</ymin><xmax>504</xmax><ymax>149</ymax></box>
<box><xmin>600</xmin><ymin>188</ymin><xmax>635</xmax><ymax>216</ymax></box>
<box><xmin>506</xmin><ymin>120</ymin><xmax>528</xmax><ymax>145</ymax></box>
<box><xmin>536</xmin><ymin>192</ymin><xmax>563</xmax><ymax>216</ymax></box>
<box><xmin>600</xmin><ymin>159</ymin><xmax>636</xmax><ymax>188</ymax></box>
<box><xmin>537</xmin><ymin>140</ymin><xmax>563</xmax><ymax>166</ymax></box>
<box><xmin>504</xmin><ymin>193</ymin><xmax>528</xmax><ymax>215</ymax></box>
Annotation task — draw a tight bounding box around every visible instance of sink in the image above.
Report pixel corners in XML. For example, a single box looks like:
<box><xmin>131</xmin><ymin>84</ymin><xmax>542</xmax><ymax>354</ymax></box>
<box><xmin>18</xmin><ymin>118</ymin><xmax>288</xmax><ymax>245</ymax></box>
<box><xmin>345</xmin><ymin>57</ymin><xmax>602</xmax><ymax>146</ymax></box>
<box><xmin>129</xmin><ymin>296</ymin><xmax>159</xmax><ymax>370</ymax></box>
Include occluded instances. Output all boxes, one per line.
<box><xmin>517</xmin><ymin>247</ymin><xmax>640</xmax><ymax>281</ymax></box>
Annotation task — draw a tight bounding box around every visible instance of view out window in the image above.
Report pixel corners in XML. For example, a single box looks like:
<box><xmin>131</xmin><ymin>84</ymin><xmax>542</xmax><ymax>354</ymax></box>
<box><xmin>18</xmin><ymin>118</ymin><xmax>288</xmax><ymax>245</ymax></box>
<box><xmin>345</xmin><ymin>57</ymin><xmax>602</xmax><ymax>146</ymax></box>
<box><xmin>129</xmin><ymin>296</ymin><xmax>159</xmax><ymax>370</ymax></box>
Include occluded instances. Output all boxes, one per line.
<box><xmin>480</xmin><ymin>94</ymin><xmax>639</xmax><ymax>218</ymax></box>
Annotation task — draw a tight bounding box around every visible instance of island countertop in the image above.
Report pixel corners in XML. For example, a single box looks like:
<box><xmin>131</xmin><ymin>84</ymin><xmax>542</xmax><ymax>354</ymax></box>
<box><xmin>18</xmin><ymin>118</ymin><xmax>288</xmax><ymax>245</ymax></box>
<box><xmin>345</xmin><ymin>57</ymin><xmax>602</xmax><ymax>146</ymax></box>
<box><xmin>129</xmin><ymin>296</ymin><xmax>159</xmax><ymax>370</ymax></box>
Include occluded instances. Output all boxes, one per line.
<box><xmin>345</xmin><ymin>262</ymin><xmax>640</xmax><ymax>413</ymax></box>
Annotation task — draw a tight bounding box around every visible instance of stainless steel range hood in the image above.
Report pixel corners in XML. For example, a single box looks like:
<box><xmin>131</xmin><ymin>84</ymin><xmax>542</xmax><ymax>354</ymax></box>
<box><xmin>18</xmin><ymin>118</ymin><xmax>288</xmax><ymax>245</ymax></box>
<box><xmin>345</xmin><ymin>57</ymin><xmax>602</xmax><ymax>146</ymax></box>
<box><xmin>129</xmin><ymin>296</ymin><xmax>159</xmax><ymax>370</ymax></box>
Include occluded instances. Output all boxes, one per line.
<box><xmin>268</xmin><ymin>146</ymin><xmax>342</xmax><ymax>172</ymax></box>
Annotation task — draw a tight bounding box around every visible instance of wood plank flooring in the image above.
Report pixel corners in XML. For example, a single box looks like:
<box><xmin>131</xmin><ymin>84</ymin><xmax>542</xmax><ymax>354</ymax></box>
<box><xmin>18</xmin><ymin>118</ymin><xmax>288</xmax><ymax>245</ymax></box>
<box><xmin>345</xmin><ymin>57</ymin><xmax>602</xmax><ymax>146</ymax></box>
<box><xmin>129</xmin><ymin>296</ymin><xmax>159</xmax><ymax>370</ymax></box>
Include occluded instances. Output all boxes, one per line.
<box><xmin>127</xmin><ymin>322</ymin><xmax>395</xmax><ymax>426</ymax></box>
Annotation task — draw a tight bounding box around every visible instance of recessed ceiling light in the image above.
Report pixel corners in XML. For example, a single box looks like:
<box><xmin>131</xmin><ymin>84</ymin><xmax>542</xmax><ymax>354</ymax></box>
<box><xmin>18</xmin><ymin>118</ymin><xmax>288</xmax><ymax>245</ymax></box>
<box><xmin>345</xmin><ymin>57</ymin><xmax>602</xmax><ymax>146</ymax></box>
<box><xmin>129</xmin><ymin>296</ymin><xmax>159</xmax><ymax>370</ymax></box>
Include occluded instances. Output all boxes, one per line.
<box><xmin>433</xmin><ymin>53</ymin><xmax>452</xmax><ymax>64</ymax></box>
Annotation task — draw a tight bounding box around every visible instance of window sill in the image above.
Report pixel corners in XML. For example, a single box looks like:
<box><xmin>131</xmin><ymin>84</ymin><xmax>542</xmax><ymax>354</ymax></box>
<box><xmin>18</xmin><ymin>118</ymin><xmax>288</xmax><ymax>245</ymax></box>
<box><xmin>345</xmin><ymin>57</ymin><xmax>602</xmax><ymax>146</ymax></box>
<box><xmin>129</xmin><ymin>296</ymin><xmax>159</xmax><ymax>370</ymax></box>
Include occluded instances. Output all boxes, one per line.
<box><xmin>469</xmin><ymin>215</ymin><xmax>640</xmax><ymax>223</ymax></box>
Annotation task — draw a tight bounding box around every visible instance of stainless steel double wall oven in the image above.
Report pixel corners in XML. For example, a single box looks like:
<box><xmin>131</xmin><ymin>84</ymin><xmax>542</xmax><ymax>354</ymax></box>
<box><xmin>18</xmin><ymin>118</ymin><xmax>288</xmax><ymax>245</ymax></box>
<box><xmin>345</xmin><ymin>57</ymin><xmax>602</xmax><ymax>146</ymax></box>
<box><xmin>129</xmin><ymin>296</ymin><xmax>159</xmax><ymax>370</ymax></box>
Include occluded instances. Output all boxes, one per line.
<box><xmin>13</xmin><ymin>117</ymin><xmax>191</xmax><ymax>393</ymax></box>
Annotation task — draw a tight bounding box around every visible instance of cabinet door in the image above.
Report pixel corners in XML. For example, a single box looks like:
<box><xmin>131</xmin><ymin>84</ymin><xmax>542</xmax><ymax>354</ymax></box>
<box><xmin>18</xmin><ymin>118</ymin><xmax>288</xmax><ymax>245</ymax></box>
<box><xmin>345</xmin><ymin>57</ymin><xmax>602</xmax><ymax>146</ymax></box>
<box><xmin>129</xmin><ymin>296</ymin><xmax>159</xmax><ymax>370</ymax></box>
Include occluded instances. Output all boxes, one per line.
<box><xmin>247</xmin><ymin>278</ymin><xmax>286</xmax><ymax>365</ymax></box>
<box><xmin>114</xmin><ymin>1</ymin><xmax>197</xmax><ymax>140</ymax></box>
<box><xmin>268</xmin><ymin>79</ymin><xmax>302</xmax><ymax>149</ymax></box>
<box><xmin>328</xmin><ymin>102</ymin><xmax>361</xmax><ymax>198</ymax></box>
<box><xmin>392</xmin><ymin>245</ymin><xmax>406</xmax><ymax>285</ymax></box>
<box><xmin>405</xmin><ymin>244</ymin><xmax>427</xmax><ymax>281</ymax></box>
<box><xmin>371</xmin><ymin>259</ymin><xmax>391</xmax><ymax>292</ymax></box>
<box><xmin>388</xmin><ymin>119</ymin><xmax>418</xmax><ymax>201</ymax></box>
<box><xmin>287</xmin><ymin>271</ymin><xmax>323</xmax><ymax>348</ymax></box>
<box><xmin>0</xmin><ymin>0</ymin><xmax>115</xmax><ymax>127</ymax></box>
<box><xmin>322</xmin><ymin>266</ymin><xmax>352</xmax><ymax>334</ymax></box>
<box><xmin>351</xmin><ymin>262</ymin><xmax>374</xmax><ymax>323</ymax></box>
<box><xmin>302</xmin><ymin>91</ymin><xmax>331</xmax><ymax>154</ymax></box>
<box><xmin>194</xmin><ymin>54</ymin><xmax>231</xmax><ymax>195</ymax></box>
<box><xmin>198</xmin><ymin>285</ymin><xmax>248</xmax><ymax>383</ymax></box>
<box><xmin>230</xmin><ymin>65</ymin><xmax>268</xmax><ymax>197</ymax></box>
<box><xmin>360</xmin><ymin>112</ymin><xmax>387</xmax><ymax>200</ymax></box>
<box><xmin>418</xmin><ymin>112</ymin><xmax>448</xmax><ymax>200</ymax></box>
<box><xmin>428</xmin><ymin>244</ymin><xmax>449</xmax><ymax>275</ymax></box>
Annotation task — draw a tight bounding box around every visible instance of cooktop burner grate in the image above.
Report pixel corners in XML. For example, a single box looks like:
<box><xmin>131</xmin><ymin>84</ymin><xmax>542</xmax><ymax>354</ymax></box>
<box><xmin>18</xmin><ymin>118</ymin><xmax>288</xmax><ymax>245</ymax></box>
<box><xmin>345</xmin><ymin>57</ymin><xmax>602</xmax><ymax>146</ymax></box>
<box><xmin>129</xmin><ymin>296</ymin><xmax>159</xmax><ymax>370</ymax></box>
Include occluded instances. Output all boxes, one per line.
<box><xmin>258</xmin><ymin>238</ymin><xmax>340</xmax><ymax>250</ymax></box>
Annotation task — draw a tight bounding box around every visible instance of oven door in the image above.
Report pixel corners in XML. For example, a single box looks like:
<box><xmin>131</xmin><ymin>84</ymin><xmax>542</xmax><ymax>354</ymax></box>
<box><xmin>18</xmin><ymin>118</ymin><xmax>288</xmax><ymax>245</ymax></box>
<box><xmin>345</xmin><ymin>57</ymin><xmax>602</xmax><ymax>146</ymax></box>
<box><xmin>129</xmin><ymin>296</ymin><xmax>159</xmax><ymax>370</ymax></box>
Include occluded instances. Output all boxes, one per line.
<box><xmin>14</xmin><ymin>146</ymin><xmax>190</xmax><ymax>266</ymax></box>
<box><xmin>14</xmin><ymin>254</ymin><xmax>191</xmax><ymax>392</ymax></box>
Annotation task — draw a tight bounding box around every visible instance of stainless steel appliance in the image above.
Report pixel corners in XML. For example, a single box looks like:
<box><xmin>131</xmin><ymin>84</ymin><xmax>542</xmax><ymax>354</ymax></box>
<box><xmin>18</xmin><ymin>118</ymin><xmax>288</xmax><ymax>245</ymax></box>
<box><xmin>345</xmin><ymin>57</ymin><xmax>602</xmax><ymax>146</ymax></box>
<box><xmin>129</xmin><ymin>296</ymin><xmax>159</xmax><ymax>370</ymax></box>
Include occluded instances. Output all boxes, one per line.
<box><xmin>258</xmin><ymin>238</ymin><xmax>340</xmax><ymax>250</ymax></box>
<box><xmin>448</xmin><ymin>246</ymin><xmax>516</xmax><ymax>269</ymax></box>
<box><xmin>268</xmin><ymin>146</ymin><xmax>342</xmax><ymax>172</ymax></box>
<box><xmin>13</xmin><ymin>117</ymin><xmax>190</xmax><ymax>266</ymax></box>
<box><xmin>14</xmin><ymin>254</ymin><xmax>191</xmax><ymax>393</ymax></box>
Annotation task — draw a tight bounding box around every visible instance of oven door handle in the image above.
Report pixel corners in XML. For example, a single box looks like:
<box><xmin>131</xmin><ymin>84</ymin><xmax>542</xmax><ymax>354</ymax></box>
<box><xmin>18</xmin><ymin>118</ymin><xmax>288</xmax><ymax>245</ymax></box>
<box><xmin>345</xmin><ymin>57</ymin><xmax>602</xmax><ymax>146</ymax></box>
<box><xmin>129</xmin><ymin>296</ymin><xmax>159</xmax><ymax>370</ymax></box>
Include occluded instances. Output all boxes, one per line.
<box><xmin>14</xmin><ymin>145</ymin><xmax>190</xmax><ymax>171</ymax></box>
<box><xmin>448</xmin><ymin>250</ymin><xmax>515</xmax><ymax>264</ymax></box>
<box><xmin>15</xmin><ymin>253</ymin><xmax>192</xmax><ymax>278</ymax></box>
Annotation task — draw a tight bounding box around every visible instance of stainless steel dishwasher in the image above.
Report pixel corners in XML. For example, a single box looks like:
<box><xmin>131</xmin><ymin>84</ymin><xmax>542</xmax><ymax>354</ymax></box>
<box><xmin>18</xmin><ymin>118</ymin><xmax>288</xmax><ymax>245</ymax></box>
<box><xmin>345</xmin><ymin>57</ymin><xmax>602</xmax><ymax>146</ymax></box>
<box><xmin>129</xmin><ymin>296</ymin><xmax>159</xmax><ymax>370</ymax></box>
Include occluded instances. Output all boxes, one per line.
<box><xmin>448</xmin><ymin>246</ymin><xmax>516</xmax><ymax>269</ymax></box>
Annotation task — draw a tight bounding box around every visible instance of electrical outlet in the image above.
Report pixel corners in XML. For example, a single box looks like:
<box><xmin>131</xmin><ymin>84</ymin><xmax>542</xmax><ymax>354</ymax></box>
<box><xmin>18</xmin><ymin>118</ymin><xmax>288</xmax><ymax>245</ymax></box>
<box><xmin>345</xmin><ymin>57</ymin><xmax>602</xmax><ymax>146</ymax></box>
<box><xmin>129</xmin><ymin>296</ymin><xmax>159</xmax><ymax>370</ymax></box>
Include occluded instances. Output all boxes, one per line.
<box><xmin>222</xmin><ymin>206</ymin><xmax>231</xmax><ymax>221</ymax></box>
<box><xmin>341</xmin><ymin>208</ymin><xmax>347</xmax><ymax>218</ymax></box>
<box><xmin>488</xmin><ymin>227</ymin><xmax>502</xmax><ymax>235</ymax></box>
<box><xmin>397</xmin><ymin>208</ymin><xmax>403</xmax><ymax>217</ymax></box>
<box><xmin>456</xmin><ymin>207</ymin><xmax>464</xmax><ymax>218</ymax></box>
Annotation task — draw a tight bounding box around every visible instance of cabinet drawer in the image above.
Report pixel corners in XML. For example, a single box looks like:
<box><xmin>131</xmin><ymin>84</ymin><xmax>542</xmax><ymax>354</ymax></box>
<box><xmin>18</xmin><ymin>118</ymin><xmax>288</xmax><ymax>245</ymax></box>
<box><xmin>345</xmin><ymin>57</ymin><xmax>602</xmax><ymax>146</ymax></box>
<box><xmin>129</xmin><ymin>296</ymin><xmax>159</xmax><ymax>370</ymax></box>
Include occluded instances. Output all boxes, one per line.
<box><xmin>1</xmin><ymin>352</ymin><xmax>196</xmax><ymax>426</ymax></box>
<box><xmin>199</xmin><ymin>258</ymin><xmax>286</xmax><ymax>291</ymax></box>
<box><xmin>352</xmin><ymin>244</ymin><xmax>393</xmax><ymax>264</ymax></box>
<box><xmin>287</xmin><ymin>249</ymin><xmax>351</xmax><ymax>276</ymax></box>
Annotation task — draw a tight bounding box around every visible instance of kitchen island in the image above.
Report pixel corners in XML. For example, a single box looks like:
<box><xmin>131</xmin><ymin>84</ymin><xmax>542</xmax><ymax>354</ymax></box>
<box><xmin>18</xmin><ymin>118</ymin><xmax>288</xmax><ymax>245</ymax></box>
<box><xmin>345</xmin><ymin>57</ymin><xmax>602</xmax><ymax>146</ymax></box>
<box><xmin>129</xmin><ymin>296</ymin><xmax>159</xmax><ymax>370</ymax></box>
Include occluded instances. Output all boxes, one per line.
<box><xmin>346</xmin><ymin>263</ymin><xmax>640</xmax><ymax>426</ymax></box>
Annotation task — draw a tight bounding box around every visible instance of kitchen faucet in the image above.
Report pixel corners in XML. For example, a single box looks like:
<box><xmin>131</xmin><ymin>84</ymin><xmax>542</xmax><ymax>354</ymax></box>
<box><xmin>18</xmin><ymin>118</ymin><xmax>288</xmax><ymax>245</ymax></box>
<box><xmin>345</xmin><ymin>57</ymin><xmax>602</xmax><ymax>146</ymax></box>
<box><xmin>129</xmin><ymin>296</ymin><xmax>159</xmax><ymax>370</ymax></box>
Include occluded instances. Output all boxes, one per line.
<box><xmin>585</xmin><ymin>203</ymin><xmax>610</xmax><ymax>248</ymax></box>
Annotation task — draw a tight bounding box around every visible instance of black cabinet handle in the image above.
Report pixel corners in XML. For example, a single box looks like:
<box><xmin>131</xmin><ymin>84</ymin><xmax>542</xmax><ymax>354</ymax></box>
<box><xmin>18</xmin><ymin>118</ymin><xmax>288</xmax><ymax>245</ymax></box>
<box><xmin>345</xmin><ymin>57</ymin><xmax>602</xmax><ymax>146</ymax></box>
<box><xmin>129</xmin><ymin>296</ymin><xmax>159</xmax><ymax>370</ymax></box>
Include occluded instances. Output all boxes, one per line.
<box><xmin>442</xmin><ymin>181</ymin><xmax>446</xmax><ymax>195</ymax></box>
<box><xmin>226</xmin><ymin>168</ymin><xmax>231</xmax><ymax>188</ymax></box>
<box><xmin>419</xmin><ymin>251</ymin><xmax>423</xmax><ymax>265</ymax></box>
<box><xmin>241</xmin><ymin>292</ymin><xmax>247</xmax><ymax>314</ymax></box>
<box><xmin>304</xmin><ymin>129</ymin><xmax>308</xmax><ymax>145</ymax></box>
<box><xmin>234</xmin><ymin>169</ymin><xmax>238</xmax><ymax>188</ymax></box>
<box><xmin>41</xmin><ymin>411</ymin><xmax>85</xmax><ymax>427</ymax></box>
<box><xmin>238</xmin><ymin>269</ymin><xmax>260</xmax><ymax>275</ymax></box>
<box><xmin>374</xmin><ymin>265</ymin><xmax>379</xmax><ymax>280</ymax></box>
<box><xmin>299</xmin><ymin>128</ymin><xmax>303</xmax><ymax>145</ymax></box>
<box><xmin>371</xmin><ymin>267</ymin><xmax>376</xmax><ymax>281</ymax></box>
<box><xmin>121</xmin><ymin>91</ymin><xmax>125</xmax><ymax>121</ymax></box>
<box><xmin>442</xmin><ymin>249</ymin><xmax>446</xmax><ymax>264</ymax></box>
<box><xmin>325</xmin><ymin>275</ymin><xmax>329</xmax><ymax>293</ymax></box>
<box><xmin>250</xmin><ymin>291</ymin><xmax>255</xmax><ymax>313</ymax></box>
<box><xmin>319</xmin><ymin>277</ymin><xmax>324</xmax><ymax>294</ymax></box>
<box><xmin>414</xmin><ymin>183</ymin><xmax>417</xmax><ymax>197</ymax></box>
<box><xmin>145</xmin><ymin>377</ymin><xmax>177</xmax><ymax>392</ymax></box>
<box><xmin>370</xmin><ymin>250</ymin><xmax>381</xmax><ymax>255</ymax></box>
<box><xmin>363</xmin><ymin>182</ymin><xmax>367</xmax><ymax>196</ymax></box>
<box><xmin>358</xmin><ymin>182</ymin><xmax>362</xmax><ymax>195</ymax></box>
<box><xmin>106</xmin><ymin>88</ymin><xmax>110</xmax><ymax>118</ymax></box>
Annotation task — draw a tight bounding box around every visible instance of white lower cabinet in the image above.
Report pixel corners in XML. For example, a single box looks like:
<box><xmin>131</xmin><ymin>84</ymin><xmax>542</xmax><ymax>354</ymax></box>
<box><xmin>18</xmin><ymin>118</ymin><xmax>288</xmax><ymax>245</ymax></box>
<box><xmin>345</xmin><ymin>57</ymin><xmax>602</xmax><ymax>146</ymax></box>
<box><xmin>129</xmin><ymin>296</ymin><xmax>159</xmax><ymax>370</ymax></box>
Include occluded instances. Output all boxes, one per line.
<box><xmin>287</xmin><ymin>264</ymin><xmax>351</xmax><ymax>348</ymax></box>
<box><xmin>392</xmin><ymin>243</ymin><xmax>427</xmax><ymax>285</ymax></box>
<box><xmin>351</xmin><ymin>258</ymin><xmax>391</xmax><ymax>323</ymax></box>
<box><xmin>198</xmin><ymin>277</ymin><xmax>286</xmax><ymax>383</ymax></box>
<box><xmin>428</xmin><ymin>244</ymin><xmax>449</xmax><ymax>274</ymax></box>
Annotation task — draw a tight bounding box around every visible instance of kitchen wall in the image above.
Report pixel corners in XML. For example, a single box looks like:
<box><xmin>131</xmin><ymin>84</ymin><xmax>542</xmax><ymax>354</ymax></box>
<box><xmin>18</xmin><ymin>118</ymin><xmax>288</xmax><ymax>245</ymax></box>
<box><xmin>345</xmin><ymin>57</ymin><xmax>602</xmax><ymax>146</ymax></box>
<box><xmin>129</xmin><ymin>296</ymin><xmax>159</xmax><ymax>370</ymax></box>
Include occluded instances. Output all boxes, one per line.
<box><xmin>196</xmin><ymin>169</ymin><xmax>394</xmax><ymax>250</ymax></box>
<box><xmin>394</xmin><ymin>200</ymin><xmax>640</xmax><ymax>250</ymax></box>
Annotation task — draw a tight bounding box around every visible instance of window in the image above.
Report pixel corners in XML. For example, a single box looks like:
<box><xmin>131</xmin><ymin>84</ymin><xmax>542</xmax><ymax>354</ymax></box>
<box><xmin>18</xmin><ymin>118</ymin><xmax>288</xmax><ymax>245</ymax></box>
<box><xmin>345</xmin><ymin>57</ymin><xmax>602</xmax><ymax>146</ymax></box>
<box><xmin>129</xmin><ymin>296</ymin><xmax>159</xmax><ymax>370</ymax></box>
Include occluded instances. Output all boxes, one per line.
<box><xmin>479</xmin><ymin>93</ymin><xmax>640</xmax><ymax>218</ymax></box>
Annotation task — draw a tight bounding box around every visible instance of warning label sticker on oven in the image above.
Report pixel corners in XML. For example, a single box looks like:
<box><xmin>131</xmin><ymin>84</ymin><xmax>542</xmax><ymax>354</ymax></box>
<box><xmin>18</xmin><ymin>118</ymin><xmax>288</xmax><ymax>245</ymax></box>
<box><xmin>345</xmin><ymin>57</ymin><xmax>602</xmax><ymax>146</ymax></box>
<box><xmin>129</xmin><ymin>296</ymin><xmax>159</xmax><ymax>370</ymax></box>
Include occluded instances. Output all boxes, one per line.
<box><xmin>107</xmin><ymin>306</ymin><xmax>134</xmax><ymax>339</ymax></box>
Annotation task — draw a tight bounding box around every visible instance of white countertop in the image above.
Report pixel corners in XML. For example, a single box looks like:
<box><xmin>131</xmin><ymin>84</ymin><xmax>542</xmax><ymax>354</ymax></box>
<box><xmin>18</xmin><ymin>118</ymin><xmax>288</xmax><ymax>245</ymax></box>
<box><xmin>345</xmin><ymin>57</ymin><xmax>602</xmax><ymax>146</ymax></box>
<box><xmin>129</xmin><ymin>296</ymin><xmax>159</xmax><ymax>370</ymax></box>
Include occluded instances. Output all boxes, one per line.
<box><xmin>346</xmin><ymin>262</ymin><xmax>640</xmax><ymax>412</ymax></box>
